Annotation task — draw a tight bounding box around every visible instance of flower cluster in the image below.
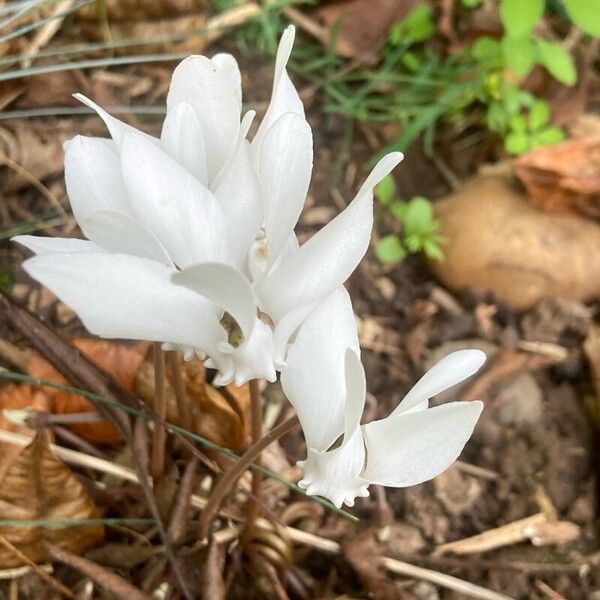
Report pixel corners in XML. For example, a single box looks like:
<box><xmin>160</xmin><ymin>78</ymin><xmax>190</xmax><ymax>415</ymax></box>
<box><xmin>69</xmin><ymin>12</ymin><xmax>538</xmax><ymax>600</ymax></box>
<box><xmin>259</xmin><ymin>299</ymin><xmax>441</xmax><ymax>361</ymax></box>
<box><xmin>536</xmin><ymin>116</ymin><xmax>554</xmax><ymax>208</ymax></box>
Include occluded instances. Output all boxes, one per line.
<box><xmin>14</xmin><ymin>26</ymin><xmax>484</xmax><ymax>507</ymax></box>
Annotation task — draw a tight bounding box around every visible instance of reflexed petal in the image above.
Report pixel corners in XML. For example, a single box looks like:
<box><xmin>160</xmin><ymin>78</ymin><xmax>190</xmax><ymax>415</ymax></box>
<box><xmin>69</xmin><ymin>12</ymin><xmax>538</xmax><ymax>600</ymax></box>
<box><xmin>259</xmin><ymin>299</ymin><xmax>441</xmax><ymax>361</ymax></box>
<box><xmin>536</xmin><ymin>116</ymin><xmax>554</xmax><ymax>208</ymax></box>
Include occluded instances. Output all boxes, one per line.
<box><xmin>259</xmin><ymin>112</ymin><xmax>312</xmax><ymax>267</ymax></box>
<box><xmin>21</xmin><ymin>252</ymin><xmax>225</xmax><ymax>353</ymax></box>
<box><xmin>299</xmin><ymin>428</ymin><xmax>368</xmax><ymax>508</ymax></box>
<box><xmin>81</xmin><ymin>211</ymin><xmax>172</xmax><ymax>265</ymax></box>
<box><xmin>251</xmin><ymin>25</ymin><xmax>304</xmax><ymax>164</ymax></box>
<box><xmin>64</xmin><ymin>136</ymin><xmax>131</xmax><ymax>222</ymax></box>
<box><xmin>281</xmin><ymin>287</ymin><xmax>359</xmax><ymax>452</ymax></box>
<box><xmin>73</xmin><ymin>94</ymin><xmax>157</xmax><ymax>146</ymax></box>
<box><xmin>211</xmin><ymin>53</ymin><xmax>242</xmax><ymax>108</ymax></box>
<box><xmin>214</xmin><ymin>138</ymin><xmax>262</xmax><ymax>266</ymax></box>
<box><xmin>390</xmin><ymin>349</ymin><xmax>486</xmax><ymax>417</ymax></box>
<box><xmin>120</xmin><ymin>132</ymin><xmax>229</xmax><ymax>268</ymax></box>
<box><xmin>13</xmin><ymin>235</ymin><xmax>104</xmax><ymax>254</ymax></box>
<box><xmin>343</xmin><ymin>349</ymin><xmax>366</xmax><ymax>444</ymax></box>
<box><xmin>161</xmin><ymin>102</ymin><xmax>208</xmax><ymax>185</ymax></box>
<box><xmin>361</xmin><ymin>401</ymin><xmax>484</xmax><ymax>487</ymax></box>
<box><xmin>167</xmin><ymin>55</ymin><xmax>241</xmax><ymax>183</ymax></box>
<box><xmin>172</xmin><ymin>262</ymin><xmax>256</xmax><ymax>341</ymax></box>
<box><xmin>258</xmin><ymin>153</ymin><xmax>403</xmax><ymax>322</ymax></box>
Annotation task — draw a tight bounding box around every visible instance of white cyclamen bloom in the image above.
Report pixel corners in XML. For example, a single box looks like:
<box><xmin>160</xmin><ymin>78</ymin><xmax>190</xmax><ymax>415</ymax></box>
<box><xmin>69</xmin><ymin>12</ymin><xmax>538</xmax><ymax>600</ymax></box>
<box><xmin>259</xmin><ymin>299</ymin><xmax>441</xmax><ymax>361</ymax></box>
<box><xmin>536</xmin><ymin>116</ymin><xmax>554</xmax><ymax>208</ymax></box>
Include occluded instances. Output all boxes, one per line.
<box><xmin>282</xmin><ymin>335</ymin><xmax>486</xmax><ymax>508</ymax></box>
<box><xmin>12</xmin><ymin>25</ymin><xmax>403</xmax><ymax>386</ymax></box>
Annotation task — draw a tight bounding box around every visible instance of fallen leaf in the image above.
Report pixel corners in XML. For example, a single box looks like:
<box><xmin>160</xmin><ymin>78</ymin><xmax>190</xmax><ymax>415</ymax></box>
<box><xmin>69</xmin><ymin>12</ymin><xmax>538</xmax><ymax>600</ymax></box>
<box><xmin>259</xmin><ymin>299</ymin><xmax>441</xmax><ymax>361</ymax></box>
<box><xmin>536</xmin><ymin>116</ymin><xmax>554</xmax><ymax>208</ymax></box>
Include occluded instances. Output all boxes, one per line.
<box><xmin>429</xmin><ymin>175</ymin><xmax>600</xmax><ymax>309</ymax></box>
<box><xmin>28</xmin><ymin>339</ymin><xmax>150</xmax><ymax>443</ymax></box>
<box><xmin>0</xmin><ymin>430</ymin><xmax>103</xmax><ymax>567</ymax></box>
<box><xmin>313</xmin><ymin>0</ymin><xmax>421</xmax><ymax>62</ymax></box>
<box><xmin>514</xmin><ymin>137</ymin><xmax>600</xmax><ymax>219</ymax></box>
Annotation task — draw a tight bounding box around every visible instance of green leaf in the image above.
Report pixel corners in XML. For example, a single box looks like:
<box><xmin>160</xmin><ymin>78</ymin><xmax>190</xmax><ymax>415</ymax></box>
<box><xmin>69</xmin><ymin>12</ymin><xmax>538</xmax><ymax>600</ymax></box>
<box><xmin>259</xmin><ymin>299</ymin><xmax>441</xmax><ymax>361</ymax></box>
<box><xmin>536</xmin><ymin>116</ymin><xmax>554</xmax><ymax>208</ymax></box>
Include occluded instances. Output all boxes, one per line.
<box><xmin>375</xmin><ymin>175</ymin><xmax>396</xmax><ymax>205</ymax></box>
<box><xmin>403</xmin><ymin>196</ymin><xmax>433</xmax><ymax>233</ymax></box>
<box><xmin>564</xmin><ymin>0</ymin><xmax>600</xmax><ymax>37</ymax></box>
<box><xmin>390</xmin><ymin>201</ymin><xmax>407</xmax><ymax>221</ymax></box>
<box><xmin>504</xmin><ymin>131</ymin><xmax>530</xmax><ymax>154</ymax></box>
<box><xmin>375</xmin><ymin>235</ymin><xmax>407</xmax><ymax>263</ymax></box>
<box><xmin>501</xmin><ymin>36</ymin><xmax>536</xmax><ymax>76</ymax></box>
<box><xmin>536</xmin><ymin>39</ymin><xmax>577</xmax><ymax>86</ymax></box>
<box><xmin>532</xmin><ymin>125</ymin><xmax>565</xmax><ymax>146</ymax></box>
<box><xmin>528</xmin><ymin>100</ymin><xmax>550</xmax><ymax>130</ymax></box>
<box><xmin>471</xmin><ymin>36</ymin><xmax>501</xmax><ymax>62</ymax></box>
<box><xmin>500</xmin><ymin>0</ymin><xmax>543</xmax><ymax>38</ymax></box>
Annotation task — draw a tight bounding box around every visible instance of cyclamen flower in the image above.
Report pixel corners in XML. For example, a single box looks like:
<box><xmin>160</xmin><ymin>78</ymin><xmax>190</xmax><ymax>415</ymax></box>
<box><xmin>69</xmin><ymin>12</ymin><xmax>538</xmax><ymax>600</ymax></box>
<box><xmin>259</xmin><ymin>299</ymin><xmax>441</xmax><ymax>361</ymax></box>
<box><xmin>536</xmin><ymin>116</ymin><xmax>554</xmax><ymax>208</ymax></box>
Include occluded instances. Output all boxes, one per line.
<box><xmin>282</xmin><ymin>313</ymin><xmax>485</xmax><ymax>508</ymax></box>
<box><xmin>12</xmin><ymin>26</ymin><xmax>402</xmax><ymax>386</ymax></box>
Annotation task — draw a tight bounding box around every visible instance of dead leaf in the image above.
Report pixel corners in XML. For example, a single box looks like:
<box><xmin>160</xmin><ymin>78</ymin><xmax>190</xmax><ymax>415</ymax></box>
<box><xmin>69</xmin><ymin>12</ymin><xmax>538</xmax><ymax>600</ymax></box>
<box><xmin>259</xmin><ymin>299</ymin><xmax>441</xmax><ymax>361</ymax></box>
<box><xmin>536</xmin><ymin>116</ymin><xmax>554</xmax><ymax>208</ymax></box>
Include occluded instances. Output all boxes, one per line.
<box><xmin>514</xmin><ymin>137</ymin><xmax>600</xmax><ymax>219</ymax></box>
<box><xmin>27</xmin><ymin>339</ymin><xmax>150</xmax><ymax>443</ymax></box>
<box><xmin>313</xmin><ymin>0</ymin><xmax>421</xmax><ymax>62</ymax></box>
<box><xmin>430</xmin><ymin>175</ymin><xmax>600</xmax><ymax>309</ymax></box>
<box><xmin>0</xmin><ymin>431</ymin><xmax>103</xmax><ymax>567</ymax></box>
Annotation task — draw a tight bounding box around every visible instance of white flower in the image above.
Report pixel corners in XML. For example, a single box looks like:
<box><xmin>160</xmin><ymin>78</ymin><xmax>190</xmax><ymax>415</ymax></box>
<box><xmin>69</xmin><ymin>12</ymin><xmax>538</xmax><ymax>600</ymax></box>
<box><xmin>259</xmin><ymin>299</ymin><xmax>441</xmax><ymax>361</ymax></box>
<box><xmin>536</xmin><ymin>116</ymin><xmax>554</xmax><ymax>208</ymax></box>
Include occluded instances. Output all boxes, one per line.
<box><xmin>282</xmin><ymin>322</ymin><xmax>486</xmax><ymax>508</ymax></box>
<box><xmin>12</xmin><ymin>26</ymin><xmax>403</xmax><ymax>387</ymax></box>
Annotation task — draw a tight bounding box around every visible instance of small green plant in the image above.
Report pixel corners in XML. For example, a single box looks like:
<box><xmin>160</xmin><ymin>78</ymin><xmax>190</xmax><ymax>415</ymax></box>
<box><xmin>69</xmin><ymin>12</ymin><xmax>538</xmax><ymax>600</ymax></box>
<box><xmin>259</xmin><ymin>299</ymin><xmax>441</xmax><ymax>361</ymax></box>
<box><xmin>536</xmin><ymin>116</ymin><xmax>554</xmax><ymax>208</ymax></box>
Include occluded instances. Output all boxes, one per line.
<box><xmin>374</xmin><ymin>175</ymin><xmax>446</xmax><ymax>264</ymax></box>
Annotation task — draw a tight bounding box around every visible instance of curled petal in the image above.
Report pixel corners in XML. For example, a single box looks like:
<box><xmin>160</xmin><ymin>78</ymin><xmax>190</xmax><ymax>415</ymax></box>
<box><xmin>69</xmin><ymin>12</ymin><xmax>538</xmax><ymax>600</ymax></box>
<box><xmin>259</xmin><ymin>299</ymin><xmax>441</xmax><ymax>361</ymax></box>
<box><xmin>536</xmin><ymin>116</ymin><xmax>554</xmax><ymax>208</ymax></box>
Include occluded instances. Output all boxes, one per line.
<box><xmin>13</xmin><ymin>235</ymin><xmax>104</xmax><ymax>255</ymax></box>
<box><xmin>161</xmin><ymin>102</ymin><xmax>208</xmax><ymax>185</ymax></box>
<box><xmin>391</xmin><ymin>349</ymin><xmax>486</xmax><ymax>417</ymax></box>
<box><xmin>281</xmin><ymin>287</ymin><xmax>359</xmax><ymax>452</ymax></box>
<box><xmin>21</xmin><ymin>252</ymin><xmax>225</xmax><ymax>354</ymax></box>
<box><xmin>362</xmin><ymin>401</ymin><xmax>484</xmax><ymax>488</ymax></box>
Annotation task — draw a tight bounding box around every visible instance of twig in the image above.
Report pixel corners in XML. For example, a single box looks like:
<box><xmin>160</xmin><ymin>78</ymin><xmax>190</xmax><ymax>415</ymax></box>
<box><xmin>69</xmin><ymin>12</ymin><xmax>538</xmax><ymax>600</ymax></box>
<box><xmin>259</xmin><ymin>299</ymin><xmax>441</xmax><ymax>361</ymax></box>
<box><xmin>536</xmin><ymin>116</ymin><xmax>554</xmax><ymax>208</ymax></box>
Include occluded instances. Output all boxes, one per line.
<box><xmin>198</xmin><ymin>415</ymin><xmax>299</xmax><ymax>539</ymax></box>
<box><xmin>151</xmin><ymin>343</ymin><xmax>166</xmax><ymax>481</ymax></box>
<box><xmin>0</xmin><ymin>534</ymin><xmax>75</xmax><ymax>599</ymax></box>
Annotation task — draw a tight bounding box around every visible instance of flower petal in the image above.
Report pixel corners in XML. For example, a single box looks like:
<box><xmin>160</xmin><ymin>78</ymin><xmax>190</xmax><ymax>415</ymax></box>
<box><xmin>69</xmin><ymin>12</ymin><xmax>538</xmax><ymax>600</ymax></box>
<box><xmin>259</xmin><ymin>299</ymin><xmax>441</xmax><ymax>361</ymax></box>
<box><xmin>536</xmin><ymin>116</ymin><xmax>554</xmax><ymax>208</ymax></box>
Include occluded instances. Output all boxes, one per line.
<box><xmin>213</xmin><ymin>138</ymin><xmax>262</xmax><ymax>266</ymax></box>
<box><xmin>172</xmin><ymin>262</ymin><xmax>256</xmax><ymax>342</ymax></box>
<box><xmin>281</xmin><ymin>287</ymin><xmax>359</xmax><ymax>452</ymax></box>
<box><xmin>342</xmin><ymin>348</ymin><xmax>366</xmax><ymax>445</ymax></box>
<box><xmin>13</xmin><ymin>235</ymin><xmax>104</xmax><ymax>254</ymax></box>
<box><xmin>161</xmin><ymin>102</ymin><xmax>208</xmax><ymax>185</ymax></box>
<box><xmin>120</xmin><ymin>132</ymin><xmax>229</xmax><ymax>268</ymax></box>
<box><xmin>73</xmin><ymin>94</ymin><xmax>157</xmax><ymax>146</ymax></box>
<box><xmin>64</xmin><ymin>136</ymin><xmax>131</xmax><ymax>222</ymax></box>
<box><xmin>361</xmin><ymin>401</ymin><xmax>484</xmax><ymax>487</ymax></box>
<box><xmin>258</xmin><ymin>153</ymin><xmax>403</xmax><ymax>322</ymax></box>
<box><xmin>259</xmin><ymin>112</ymin><xmax>313</xmax><ymax>268</ymax></box>
<box><xmin>166</xmin><ymin>55</ymin><xmax>241</xmax><ymax>183</ymax></box>
<box><xmin>251</xmin><ymin>25</ymin><xmax>304</xmax><ymax>165</ymax></box>
<box><xmin>21</xmin><ymin>252</ymin><xmax>225</xmax><ymax>353</ymax></box>
<box><xmin>390</xmin><ymin>349</ymin><xmax>486</xmax><ymax>417</ymax></box>
<box><xmin>80</xmin><ymin>211</ymin><xmax>172</xmax><ymax>266</ymax></box>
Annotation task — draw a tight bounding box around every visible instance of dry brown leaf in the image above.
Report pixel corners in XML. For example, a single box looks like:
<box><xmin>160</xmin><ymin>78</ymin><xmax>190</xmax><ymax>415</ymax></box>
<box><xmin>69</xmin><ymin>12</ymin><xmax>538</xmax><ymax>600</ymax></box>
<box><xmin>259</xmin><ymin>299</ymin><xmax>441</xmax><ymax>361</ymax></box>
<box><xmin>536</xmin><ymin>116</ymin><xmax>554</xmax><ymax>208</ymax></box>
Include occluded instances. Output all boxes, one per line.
<box><xmin>77</xmin><ymin>0</ymin><xmax>203</xmax><ymax>21</ymax></box>
<box><xmin>313</xmin><ymin>0</ymin><xmax>421</xmax><ymax>62</ymax></box>
<box><xmin>514</xmin><ymin>137</ymin><xmax>600</xmax><ymax>219</ymax></box>
<box><xmin>28</xmin><ymin>339</ymin><xmax>150</xmax><ymax>443</ymax></box>
<box><xmin>134</xmin><ymin>357</ymin><xmax>251</xmax><ymax>452</ymax></box>
<box><xmin>0</xmin><ymin>430</ymin><xmax>103</xmax><ymax>567</ymax></box>
<box><xmin>430</xmin><ymin>175</ymin><xmax>600</xmax><ymax>310</ymax></box>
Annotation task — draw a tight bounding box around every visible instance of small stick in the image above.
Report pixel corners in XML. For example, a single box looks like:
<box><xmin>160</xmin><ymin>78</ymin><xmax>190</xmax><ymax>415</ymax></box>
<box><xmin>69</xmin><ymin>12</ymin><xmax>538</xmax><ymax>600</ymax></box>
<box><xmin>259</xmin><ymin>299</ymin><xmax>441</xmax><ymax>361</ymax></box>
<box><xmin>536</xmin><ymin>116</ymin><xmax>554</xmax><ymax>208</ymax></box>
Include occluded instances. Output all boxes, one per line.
<box><xmin>246</xmin><ymin>379</ymin><xmax>263</xmax><ymax>532</ymax></box>
<box><xmin>151</xmin><ymin>343</ymin><xmax>167</xmax><ymax>481</ymax></box>
<box><xmin>0</xmin><ymin>534</ymin><xmax>75</xmax><ymax>599</ymax></box>
<box><xmin>168</xmin><ymin>352</ymin><xmax>192</xmax><ymax>432</ymax></box>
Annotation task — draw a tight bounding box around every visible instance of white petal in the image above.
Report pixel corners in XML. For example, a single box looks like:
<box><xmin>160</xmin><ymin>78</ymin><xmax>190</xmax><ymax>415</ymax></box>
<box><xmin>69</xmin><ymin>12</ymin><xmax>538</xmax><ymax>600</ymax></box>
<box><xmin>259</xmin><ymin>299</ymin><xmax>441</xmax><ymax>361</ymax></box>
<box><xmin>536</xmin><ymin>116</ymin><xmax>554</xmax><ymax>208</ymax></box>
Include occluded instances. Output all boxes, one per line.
<box><xmin>80</xmin><ymin>211</ymin><xmax>172</xmax><ymax>265</ymax></box>
<box><xmin>259</xmin><ymin>112</ymin><xmax>312</xmax><ymax>267</ymax></box>
<box><xmin>64</xmin><ymin>136</ymin><xmax>131</xmax><ymax>223</ymax></box>
<box><xmin>214</xmin><ymin>138</ymin><xmax>262</xmax><ymax>266</ymax></box>
<box><xmin>13</xmin><ymin>235</ymin><xmax>104</xmax><ymax>254</ymax></box>
<box><xmin>281</xmin><ymin>287</ymin><xmax>359</xmax><ymax>452</ymax></box>
<box><xmin>172</xmin><ymin>262</ymin><xmax>256</xmax><ymax>341</ymax></box>
<box><xmin>74</xmin><ymin>94</ymin><xmax>158</xmax><ymax>147</ymax></box>
<box><xmin>211</xmin><ymin>53</ymin><xmax>242</xmax><ymax>108</ymax></box>
<box><xmin>361</xmin><ymin>401</ymin><xmax>484</xmax><ymax>487</ymax></box>
<box><xmin>342</xmin><ymin>349</ymin><xmax>366</xmax><ymax>444</ymax></box>
<box><xmin>251</xmin><ymin>25</ymin><xmax>304</xmax><ymax>165</ymax></box>
<box><xmin>120</xmin><ymin>132</ymin><xmax>229</xmax><ymax>268</ymax></box>
<box><xmin>161</xmin><ymin>102</ymin><xmax>208</xmax><ymax>185</ymax></box>
<box><xmin>166</xmin><ymin>55</ymin><xmax>241</xmax><ymax>183</ymax></box>
<box><xmin>391</xmin><ymin>349</ymin><xmax>486</xmax><ymax>417</ymax></box>
<box><xmin>22</xmin><ymin>252</ymin><xmax>225</xmax><ymax>353</ymax></box>
<box><xmin>258</xmin><ymin>153</ymin><xmax>403</xmax><ymax>322</ymax></box>
<box><xmin>299</xmin><ymin>428</ymin><xmax>368</xmax><ymax>508</ymax></box>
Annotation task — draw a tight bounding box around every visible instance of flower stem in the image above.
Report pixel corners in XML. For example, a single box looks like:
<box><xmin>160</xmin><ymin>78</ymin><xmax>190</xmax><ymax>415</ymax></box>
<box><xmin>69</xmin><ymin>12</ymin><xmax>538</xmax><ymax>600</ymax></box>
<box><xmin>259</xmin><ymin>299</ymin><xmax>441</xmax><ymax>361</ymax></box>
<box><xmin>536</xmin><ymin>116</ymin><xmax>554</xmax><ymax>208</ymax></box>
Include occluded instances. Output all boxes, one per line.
<box><xmin>168</xmin><ymin>351</ymin><xmax>192</xmax><ymax>432</ymax></box>
<box><xmin>151</xmin><ymin>343</ymin><xmax>167</xmax><ymax>481</ymax></box>
<box><xmin>198</xmin><ymin>414</ymin><xmax>299</xmax><ymax>539</ymax></box>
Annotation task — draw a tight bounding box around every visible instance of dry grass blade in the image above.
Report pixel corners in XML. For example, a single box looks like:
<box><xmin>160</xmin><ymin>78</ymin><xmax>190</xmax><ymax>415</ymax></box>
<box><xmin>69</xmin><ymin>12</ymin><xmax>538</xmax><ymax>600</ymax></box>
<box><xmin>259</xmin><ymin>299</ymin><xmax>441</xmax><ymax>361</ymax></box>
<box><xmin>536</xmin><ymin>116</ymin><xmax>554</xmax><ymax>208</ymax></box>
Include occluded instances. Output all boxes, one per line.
<box><xmin>46</xmin><ymin>542</ymin><xmax>151</xmax><ymax>600</ymax></box>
